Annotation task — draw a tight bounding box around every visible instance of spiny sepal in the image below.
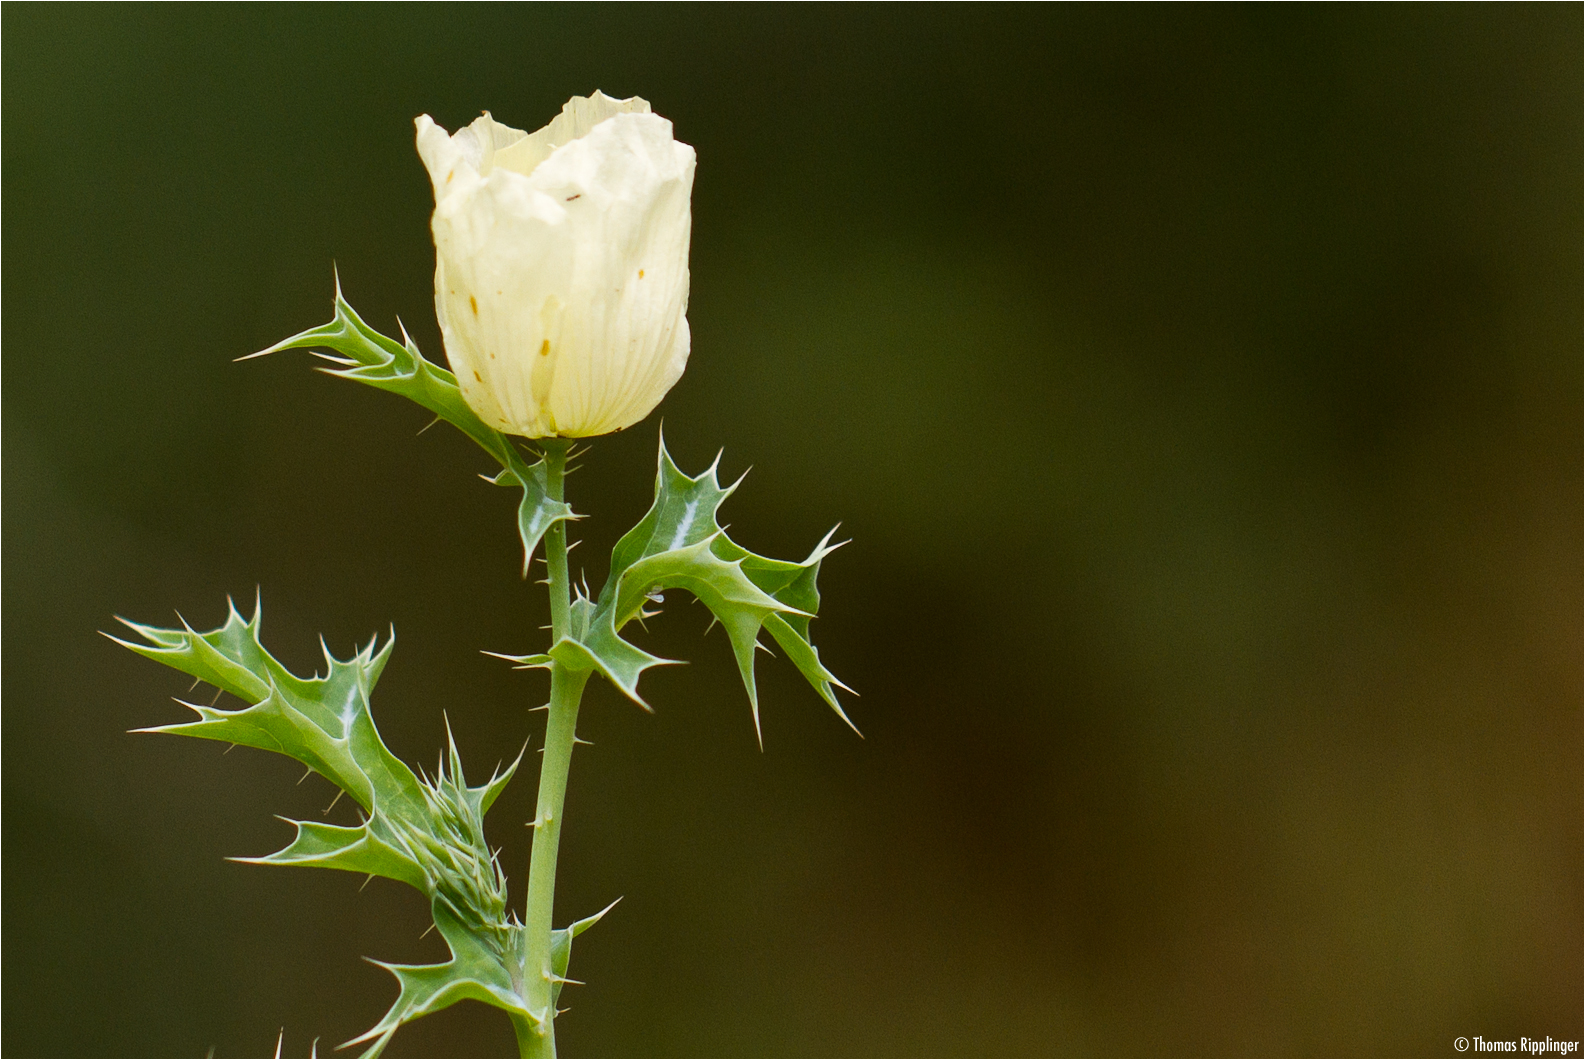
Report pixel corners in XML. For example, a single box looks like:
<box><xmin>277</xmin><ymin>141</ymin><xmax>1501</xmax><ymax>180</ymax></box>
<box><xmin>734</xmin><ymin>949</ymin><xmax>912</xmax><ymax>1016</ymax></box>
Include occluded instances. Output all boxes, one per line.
<box><xmin>249</xmin><ymin>279</ymin><xmax>574</xmax><ymax>570</ymax></box>
<box><xmin>534</xmin><ymin>435</ymin><xmax>857</xmax><ymax>741</ymax></box>
<box><xmin>111</xmin><ymin>596</ymin><xmax>534</xmax><ymax>1054</ymax></box>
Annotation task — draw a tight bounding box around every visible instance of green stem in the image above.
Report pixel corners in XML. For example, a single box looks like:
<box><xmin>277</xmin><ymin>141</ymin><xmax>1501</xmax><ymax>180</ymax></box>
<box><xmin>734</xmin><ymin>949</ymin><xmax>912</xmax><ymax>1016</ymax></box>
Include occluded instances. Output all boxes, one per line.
<box><xmin>510</xmin><ymin>1013</ymin><xmax>539</xmax><ymax>1058</ymax></box>
<box><xmin>541</xmin><ymin>440</ymin><xmax>572</xmax><ymax>642</ymax></box>
<box><xmin>519</xmin><ymin>438</ymin><xmax>587</xmax><ymax>1059</ymax></box>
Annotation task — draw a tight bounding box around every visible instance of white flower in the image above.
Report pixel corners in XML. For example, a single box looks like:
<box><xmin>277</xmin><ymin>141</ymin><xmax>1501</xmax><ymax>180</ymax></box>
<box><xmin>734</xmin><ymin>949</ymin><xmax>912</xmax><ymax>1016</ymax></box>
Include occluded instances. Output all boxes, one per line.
<box><xmin>415</xmin><ymin>92</ymin><xmax>695</xmax><ymax>438</ymax></box>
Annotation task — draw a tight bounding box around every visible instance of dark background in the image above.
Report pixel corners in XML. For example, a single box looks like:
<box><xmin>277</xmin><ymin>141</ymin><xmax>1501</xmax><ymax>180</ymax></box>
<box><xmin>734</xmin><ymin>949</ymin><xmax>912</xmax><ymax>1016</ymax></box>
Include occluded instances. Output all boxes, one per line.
<box><xmin>4</xmin><ymin>5</ymin><xmax>1579</xmax><ymax>1057</ymax></box>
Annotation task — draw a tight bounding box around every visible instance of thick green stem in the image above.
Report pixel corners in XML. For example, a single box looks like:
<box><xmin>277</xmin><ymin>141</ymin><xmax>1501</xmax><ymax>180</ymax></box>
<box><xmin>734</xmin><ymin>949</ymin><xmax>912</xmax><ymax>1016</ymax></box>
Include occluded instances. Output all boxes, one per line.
<box><xmin>519</xmin><ymin>438</ymin><xmax>586</xmax><ymax>1059</ymax></box>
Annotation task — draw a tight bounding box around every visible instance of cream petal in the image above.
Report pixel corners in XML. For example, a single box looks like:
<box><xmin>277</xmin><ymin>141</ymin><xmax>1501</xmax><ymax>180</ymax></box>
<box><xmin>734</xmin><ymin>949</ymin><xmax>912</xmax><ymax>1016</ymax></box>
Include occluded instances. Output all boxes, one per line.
<box><xmin>451</xmin><ymin>111</ymin><xmax>528</xmax><ymax>175</ymax></box>
<box><xmin>492</xmin><ymin>90</ymin><xmax>650</xmax><ymax>179</ymax></box>
<box><xmin>415</xmin><ymin>114</ymin><xmax>469</xmax><ymax>199</ymax></box>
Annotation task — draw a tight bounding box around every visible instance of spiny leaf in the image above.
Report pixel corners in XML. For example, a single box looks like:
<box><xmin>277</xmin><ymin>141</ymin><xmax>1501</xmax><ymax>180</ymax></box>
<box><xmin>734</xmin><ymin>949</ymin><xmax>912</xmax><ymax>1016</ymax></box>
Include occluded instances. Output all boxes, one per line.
<box><xmin>112</xmin><ymin>597</ymin><xmax>531</xmax><ymax>1054</ymax></box>
<box><xmin>541</xmin><ymin>434</ymin><xmax>856</xmax><ymax>742</ymax></box>
<box><xmin>233</xmin><ymin>818</ymin><xmax>428</xmax><ymax>893</ymax></box>
<box><xmin>248</xmin><ymin>279</ymin><xmax>574</xmax><ymax>571</ymax></box>
<box><xmin>351</xmin><ymin>897</ymin><xmax>620</xmax><ymax>1058</ymax></box>
<box><xmin>547</xmin><ymin>599</ymin><xmax>678</xmax><ymax>709</ymax></box>
<box><xmin>489</xmin><ymin>465</ymin><xmax>576</xmax><ymax>576</ymax></box>
<box><xmin>110</xmin><ymin>595</ymin><xmax>411</xmax><ymax>816</ymax></box>
<box><xmin>349</xmin><ymin>900</ymin><xmax>534</xmax><ymax>1059</ymax></box>
<box><xmin>549</xmin><ymin>898</ymin><xmax>621</xmax><ymax>1007</ymax></box>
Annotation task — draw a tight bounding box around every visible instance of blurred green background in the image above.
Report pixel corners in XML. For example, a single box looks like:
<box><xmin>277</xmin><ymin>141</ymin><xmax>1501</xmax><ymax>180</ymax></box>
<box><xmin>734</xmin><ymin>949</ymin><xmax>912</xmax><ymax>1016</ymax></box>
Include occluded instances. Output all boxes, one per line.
<box><xmin>4</xmin><ymin>5</ymin><xmax>1579</xmax><ymax>1057</ymax></box>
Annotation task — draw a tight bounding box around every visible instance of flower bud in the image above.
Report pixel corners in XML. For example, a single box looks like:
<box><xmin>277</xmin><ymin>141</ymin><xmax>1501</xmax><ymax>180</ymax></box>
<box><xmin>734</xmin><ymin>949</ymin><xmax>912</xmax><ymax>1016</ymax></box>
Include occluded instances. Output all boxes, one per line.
<box><xmin>415</xmin><ymin>92</ymin><xmax>695</xmax><ymax>438</ymax></box>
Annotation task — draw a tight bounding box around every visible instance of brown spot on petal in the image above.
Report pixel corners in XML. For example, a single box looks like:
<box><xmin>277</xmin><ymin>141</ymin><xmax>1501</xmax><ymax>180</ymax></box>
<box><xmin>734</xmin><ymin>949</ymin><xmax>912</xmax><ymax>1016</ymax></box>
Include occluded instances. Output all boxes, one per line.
<box><xmin>539</xmin><ymin>340</ymin><xmax>551</xmax><ymax>357</ymax></box>
<box><xmin>469</xmin><ymin>296</ymin><xmax>478</xmax><ymax>316</ymax></box>
<box><xmin>638</xmin><ymin>269</ymin><xmax>645</xmax><ymax>278</ymax></box>
<box><xmin>473</xmin><ymin>370</ymin><xmax>482</xmax><ymax>382</ymax></box>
